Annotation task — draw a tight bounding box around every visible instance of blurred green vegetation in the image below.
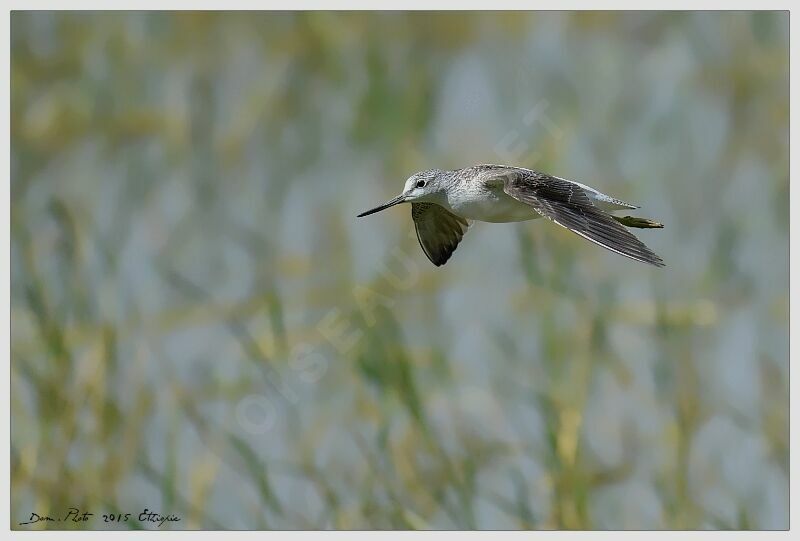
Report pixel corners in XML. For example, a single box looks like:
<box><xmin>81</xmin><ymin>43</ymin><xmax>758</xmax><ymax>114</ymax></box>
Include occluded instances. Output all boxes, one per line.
<box><xmin>11</xmin><ymin>11</ymin><xmax>788</xmax><ymax>529</ymax></box>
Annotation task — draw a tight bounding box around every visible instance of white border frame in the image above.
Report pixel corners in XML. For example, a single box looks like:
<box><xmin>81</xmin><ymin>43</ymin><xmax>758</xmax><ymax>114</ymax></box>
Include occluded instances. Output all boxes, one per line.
<box><xmin>2</xmin><ymin>4</ymin><xmax>794</xmax><ymax>539</ymax></box>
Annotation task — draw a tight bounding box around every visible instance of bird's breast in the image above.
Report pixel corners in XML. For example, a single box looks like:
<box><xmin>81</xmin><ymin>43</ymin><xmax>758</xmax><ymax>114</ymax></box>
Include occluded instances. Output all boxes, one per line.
<box><xmin>447</xmin><ymin>188</ymin><xmax>539</xmax><ymax>223</ymax></box>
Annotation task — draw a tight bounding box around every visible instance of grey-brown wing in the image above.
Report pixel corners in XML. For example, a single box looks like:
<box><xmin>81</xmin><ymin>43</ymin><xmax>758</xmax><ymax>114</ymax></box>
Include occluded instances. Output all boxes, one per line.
<box><xmin>485</xmin><ymin>168</ymin><xmax>664</xmax><ymax>267</ymax></box>
<box><xmin>412</xmin><ymin>203</ymin><xmax>470</xmax><ymax>267</ymax></box>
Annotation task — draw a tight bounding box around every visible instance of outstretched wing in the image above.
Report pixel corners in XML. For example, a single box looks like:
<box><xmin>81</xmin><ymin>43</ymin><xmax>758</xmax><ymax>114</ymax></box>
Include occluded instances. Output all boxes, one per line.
<box><xmin>482</xmin><ymin>167</ymin><xmax>664</xmax><ymax>267</ymax></box>
<box><xmin>412</xmin><ymin>203</ymin><xmax>470</xmax><ymax>267</ymax></box>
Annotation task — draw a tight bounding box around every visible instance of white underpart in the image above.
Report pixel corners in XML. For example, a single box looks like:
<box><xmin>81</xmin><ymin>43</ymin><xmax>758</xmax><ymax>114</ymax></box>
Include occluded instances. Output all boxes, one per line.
<box><xmin>446</xmin><ymin>176</ymin><xmax>637</xmax><ymax>223</ymax></box>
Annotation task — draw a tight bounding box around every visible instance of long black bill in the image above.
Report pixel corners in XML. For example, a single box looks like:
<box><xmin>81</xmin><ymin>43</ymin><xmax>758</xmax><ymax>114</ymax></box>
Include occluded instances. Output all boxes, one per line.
<box><xmin>357</xmin><ymin>194</ymin><xmax>406</xmax><ymax>217</ymax></box>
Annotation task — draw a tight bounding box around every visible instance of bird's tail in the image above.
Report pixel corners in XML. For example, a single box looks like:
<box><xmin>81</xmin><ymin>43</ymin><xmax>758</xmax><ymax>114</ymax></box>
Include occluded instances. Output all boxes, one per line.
<box><xmin>612</xmin><ymin>215</ymin><xmax>664</xmax><ymax>229</ymax></box>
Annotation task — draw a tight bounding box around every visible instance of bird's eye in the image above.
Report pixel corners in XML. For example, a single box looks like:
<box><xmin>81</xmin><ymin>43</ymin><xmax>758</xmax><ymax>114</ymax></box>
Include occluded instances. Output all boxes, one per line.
<box><xmin>416</xmin><ymin>180</ymin><xmax>426</xmax><ymax>188</ymax></box>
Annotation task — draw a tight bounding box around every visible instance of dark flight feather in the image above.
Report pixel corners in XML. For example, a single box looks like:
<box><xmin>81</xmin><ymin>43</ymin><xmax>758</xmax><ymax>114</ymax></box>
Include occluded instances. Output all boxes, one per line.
<box><xmin>411</xmin><ymin>203</ymin><xmax>470</xmax><ymax>266</ymax></box>
<box><xmin>486</xmin><ymin>169</ymin><xmax>665</xmax><ymax>267</ymax></box>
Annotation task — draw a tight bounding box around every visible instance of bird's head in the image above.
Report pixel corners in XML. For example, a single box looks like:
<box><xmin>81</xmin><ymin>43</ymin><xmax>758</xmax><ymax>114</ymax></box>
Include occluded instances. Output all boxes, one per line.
<box><xmin>357</xmin><ymin>169</ymin><xmax>445</xmax><ymax>217</ymax></box>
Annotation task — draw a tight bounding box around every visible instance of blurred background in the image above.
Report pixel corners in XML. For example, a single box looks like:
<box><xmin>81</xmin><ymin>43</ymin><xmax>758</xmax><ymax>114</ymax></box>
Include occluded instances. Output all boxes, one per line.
<box><xmin>11</xmin><ymin>11</ymin><xmax>788</xmax><ymax>530</ymax></box>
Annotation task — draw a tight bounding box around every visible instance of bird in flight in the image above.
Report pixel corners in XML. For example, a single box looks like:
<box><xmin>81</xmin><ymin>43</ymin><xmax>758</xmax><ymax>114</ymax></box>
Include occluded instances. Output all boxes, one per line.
<box><xmin>357</xmin><ymin>164</ymin><xmax>664</xmax><ymax>267</ymax></box>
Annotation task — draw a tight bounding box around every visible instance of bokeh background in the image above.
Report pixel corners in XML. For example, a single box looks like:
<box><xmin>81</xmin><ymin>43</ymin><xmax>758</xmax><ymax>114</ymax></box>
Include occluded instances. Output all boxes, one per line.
<box><xmin>11</xmin><ymin>11</ymin><xmax>788</xmax><ymax>530</ymax></box>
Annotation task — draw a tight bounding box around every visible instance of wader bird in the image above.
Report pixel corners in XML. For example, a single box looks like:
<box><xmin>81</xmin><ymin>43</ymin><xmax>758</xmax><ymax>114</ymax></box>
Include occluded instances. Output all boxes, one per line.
<box><xmin>357</xmin><ymin>164</ymin><xmax>664</xmax><ymax>267</ymax></box>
